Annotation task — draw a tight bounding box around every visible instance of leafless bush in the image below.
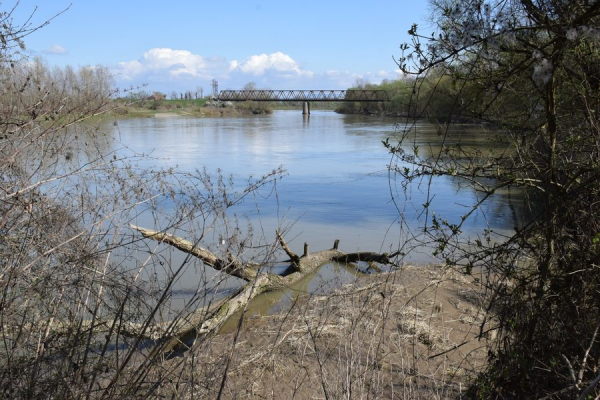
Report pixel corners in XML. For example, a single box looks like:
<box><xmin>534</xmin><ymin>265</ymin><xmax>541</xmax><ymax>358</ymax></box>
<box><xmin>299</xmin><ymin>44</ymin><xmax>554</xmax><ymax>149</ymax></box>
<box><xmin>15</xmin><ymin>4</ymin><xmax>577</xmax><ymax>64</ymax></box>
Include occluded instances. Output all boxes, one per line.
<box><xmin>0</xmin><ymin>5</ymin><xmax>288</xmax><ymax>398</ymax></box>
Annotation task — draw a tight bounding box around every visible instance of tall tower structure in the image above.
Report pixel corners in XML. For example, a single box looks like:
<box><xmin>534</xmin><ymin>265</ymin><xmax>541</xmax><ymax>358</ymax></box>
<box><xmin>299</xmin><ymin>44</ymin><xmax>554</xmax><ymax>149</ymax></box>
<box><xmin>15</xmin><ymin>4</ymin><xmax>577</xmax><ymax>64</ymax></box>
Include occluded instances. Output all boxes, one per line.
<box><xmin>211</xmin><ymin>80</ymin><xmax>218</xmax><ymax>99</ymax></box>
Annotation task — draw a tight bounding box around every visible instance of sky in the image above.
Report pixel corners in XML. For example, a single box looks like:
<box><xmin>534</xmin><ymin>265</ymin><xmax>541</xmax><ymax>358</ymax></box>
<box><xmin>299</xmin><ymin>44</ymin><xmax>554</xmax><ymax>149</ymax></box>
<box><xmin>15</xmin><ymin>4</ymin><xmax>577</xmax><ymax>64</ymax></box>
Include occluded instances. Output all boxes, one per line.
<box><xmin>9</xmin><ymin>0</ymin><xmax>431</xmax><ymax>94</ymax></box>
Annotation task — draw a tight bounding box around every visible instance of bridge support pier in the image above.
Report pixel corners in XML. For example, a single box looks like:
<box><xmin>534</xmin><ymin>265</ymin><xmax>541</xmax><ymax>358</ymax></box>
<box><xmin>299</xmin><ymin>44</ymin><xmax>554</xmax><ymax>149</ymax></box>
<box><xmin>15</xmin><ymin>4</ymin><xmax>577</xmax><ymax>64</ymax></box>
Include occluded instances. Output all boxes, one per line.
<box><xmin>302</xmin><ymin>101</ymin><xmax>310</xmax><ymax>115</ymax></box>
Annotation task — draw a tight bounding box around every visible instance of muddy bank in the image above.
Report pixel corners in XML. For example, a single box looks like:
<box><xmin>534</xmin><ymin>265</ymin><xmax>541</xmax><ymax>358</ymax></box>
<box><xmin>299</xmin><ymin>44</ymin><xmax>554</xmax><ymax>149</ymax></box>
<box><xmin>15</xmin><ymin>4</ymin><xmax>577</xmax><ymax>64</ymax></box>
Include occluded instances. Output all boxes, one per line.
<box><xmin>153</xmin><ymin>265</ymin><xmax>492</xmax><ymax>399</ymax></box>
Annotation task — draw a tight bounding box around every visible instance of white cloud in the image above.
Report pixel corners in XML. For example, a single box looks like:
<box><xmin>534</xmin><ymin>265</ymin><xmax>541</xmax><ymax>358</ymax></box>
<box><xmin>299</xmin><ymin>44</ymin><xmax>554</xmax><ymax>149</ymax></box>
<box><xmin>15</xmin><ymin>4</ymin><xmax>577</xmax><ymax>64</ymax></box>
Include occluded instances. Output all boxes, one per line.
<box><xmin>116</xmin><ymin>48</ymin><xmax>218</xmax><ymax>80</ymax></box>
<box><xmin>117</xmin><ymin>60</ymin><xmax>143</xmax><ymax>80</ymax></box>
<box><xmin>112</xmin><ymin>47</ymin><xmax>399</xmax><ymax>93</ymax></box>
<box><xmin>230</xmin><ymin>52</ymin><xmax>313</xmax><ymax>77</ymax></box>
<box><xmin>44</xmin><ymin>45</ymin><xmax>67</xmax><ymax>55</ymax></box>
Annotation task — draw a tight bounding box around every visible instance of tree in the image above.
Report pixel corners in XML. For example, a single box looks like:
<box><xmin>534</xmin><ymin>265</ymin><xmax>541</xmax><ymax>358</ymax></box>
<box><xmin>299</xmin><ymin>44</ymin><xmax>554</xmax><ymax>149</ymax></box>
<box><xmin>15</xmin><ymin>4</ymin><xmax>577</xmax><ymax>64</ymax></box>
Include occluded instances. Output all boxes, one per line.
<box><xmin>393</xmin><ymin>0</ymin><xmax>600</xmax><ymax>397</ymax></box>
<box><xmin>128</xmin><ymin>225</ymin><xmax>398</xmax><ymax>355</ymax></box>
<box><xmin>243</xmin><ymin>81</ymin><xmax>257</xmax><ymax>91</ymax></box>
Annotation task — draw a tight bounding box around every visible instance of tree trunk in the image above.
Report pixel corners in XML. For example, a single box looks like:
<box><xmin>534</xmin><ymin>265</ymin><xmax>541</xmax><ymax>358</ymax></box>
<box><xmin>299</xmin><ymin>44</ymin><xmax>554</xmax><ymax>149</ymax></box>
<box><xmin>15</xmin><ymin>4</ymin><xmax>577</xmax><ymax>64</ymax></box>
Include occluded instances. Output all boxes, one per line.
<box><xmin>130</xmin><ymin>225</ymin><xmax>397</xmax><ymax>355</ymax></box>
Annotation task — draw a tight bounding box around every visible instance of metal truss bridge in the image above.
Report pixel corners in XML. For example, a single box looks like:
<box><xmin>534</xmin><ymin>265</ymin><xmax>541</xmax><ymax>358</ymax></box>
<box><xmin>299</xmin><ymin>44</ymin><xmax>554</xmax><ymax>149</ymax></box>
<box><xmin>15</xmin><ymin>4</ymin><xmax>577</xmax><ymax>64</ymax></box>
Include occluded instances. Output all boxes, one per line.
<box><xmin>217</xmin><ymin>89</ymin><xmax>390</xmax><ymax>102</ymax></box>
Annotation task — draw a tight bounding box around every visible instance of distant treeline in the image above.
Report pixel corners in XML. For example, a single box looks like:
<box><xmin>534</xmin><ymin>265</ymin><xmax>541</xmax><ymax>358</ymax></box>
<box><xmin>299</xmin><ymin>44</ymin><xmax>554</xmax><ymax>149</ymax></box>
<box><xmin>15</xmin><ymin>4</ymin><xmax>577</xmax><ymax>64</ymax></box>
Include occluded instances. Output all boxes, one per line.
<box><xmin>337</xmin><ymin>71</ymin><xmax>503</xmax><ymax>122</ymax></box>
<box><xmin>335</xmin><ymin>79</ymin><xmax>413</xmax><ymax>117</ymax></box>
<box><xmin>0</xmin><ymin>58</ymin><xmax>114</xmax><ymax>118</ymax></box>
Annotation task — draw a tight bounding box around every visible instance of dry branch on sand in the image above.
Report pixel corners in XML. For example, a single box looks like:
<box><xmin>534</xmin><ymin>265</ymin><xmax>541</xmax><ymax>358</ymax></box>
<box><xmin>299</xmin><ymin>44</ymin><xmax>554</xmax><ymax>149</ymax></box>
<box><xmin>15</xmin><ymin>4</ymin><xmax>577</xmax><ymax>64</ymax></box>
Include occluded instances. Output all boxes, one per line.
<box><xmin>130</xmin><ymin>224</ymin><xmax>400</xmax><ymax>354</ymax></box>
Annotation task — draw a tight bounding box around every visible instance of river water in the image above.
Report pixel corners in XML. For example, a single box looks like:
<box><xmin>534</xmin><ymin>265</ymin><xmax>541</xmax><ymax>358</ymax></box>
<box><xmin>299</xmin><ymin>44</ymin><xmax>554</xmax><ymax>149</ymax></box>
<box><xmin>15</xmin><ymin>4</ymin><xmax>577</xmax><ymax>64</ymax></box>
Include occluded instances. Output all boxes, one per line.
<box><xmin>107</xmin><ymin>110</ymin><xmax>531</xmax><ymax>314</ymax></box>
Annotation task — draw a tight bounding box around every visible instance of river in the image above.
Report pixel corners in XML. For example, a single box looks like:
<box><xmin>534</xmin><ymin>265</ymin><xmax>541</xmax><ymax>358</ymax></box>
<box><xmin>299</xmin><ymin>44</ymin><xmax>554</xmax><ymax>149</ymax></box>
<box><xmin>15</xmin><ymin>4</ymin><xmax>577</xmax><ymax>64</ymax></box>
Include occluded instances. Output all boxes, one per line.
<box><xmin>107</xmin><ymin>110</ymin><xmax>530</xmax><ymax>314</ymax></box>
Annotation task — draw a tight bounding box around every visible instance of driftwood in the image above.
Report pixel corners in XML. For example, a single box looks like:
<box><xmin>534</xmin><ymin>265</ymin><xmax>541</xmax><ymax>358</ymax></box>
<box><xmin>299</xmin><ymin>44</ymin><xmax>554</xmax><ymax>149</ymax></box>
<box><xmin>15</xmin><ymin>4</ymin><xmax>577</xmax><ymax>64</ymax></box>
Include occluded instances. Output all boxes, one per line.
<box><xmin>130</xmin><ymin>224</ymin><xmax>398</xmax><ymax>354</ymax></box>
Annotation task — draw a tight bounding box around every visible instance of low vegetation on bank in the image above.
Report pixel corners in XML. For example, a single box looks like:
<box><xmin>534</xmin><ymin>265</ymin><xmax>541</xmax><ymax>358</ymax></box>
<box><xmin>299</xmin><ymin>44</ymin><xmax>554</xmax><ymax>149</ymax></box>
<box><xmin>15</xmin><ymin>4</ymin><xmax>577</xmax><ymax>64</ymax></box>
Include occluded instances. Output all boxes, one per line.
<box><xmin>152</xmin><ymin>265</ymin><xmax>492</xmax><ymax>399</ymax></box>
<box><xmin>112</xmin><ymin>96</ymin><xmax>274</xmax><ymax>118</ymax></box>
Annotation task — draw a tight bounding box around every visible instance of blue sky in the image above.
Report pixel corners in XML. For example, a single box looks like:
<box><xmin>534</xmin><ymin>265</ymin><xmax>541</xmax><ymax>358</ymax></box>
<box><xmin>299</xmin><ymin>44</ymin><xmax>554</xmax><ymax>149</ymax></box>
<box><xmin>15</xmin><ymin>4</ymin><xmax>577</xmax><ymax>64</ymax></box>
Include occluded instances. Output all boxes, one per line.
<box><xmin>10</xmin><ymin>1</ymin><xmax>431</xmax><ymax>93</ymax></box>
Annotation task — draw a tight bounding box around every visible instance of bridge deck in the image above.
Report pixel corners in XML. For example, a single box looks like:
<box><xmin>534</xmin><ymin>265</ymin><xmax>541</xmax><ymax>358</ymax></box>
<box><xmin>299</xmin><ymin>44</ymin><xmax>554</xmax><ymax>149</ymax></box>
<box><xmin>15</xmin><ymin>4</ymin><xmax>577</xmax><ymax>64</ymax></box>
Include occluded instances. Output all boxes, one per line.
<box><xmin>217</xmin><ymin>89</ymin><xmax>389</xmax><ymax>102</ymax></box>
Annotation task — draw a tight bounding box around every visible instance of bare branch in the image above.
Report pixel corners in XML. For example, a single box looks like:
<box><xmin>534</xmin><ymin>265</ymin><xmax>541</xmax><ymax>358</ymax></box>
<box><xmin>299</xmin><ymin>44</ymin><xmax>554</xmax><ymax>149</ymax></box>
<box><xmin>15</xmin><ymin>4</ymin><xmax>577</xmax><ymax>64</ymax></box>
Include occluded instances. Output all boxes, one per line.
<box><xmin>130</xmin><ymin>224</ymin><xmax>257</xmax><ymax>282</ymax></box>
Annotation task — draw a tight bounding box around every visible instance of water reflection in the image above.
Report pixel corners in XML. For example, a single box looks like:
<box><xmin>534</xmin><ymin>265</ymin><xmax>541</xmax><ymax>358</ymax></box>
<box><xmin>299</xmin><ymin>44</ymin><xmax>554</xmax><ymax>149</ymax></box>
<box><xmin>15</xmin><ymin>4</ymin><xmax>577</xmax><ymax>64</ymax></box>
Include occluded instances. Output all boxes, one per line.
<box><xmin>109</xmin><ymin>111</ymin><xmax>531</xmax><ymax>253</ymax></box>
<box><xmin>103</xmin><ymin>111</ymin><xmax>533</xmax><ymax>308</ymax></box>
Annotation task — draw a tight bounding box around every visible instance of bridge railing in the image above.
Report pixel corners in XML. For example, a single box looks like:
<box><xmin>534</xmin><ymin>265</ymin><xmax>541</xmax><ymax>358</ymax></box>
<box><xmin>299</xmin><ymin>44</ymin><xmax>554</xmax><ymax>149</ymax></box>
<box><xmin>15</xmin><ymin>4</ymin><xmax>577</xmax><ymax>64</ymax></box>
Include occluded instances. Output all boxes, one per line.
<box><xmin>217</xmin><ymin>89</ymin><xmax>390</xmax><ymax>102</ymax></box>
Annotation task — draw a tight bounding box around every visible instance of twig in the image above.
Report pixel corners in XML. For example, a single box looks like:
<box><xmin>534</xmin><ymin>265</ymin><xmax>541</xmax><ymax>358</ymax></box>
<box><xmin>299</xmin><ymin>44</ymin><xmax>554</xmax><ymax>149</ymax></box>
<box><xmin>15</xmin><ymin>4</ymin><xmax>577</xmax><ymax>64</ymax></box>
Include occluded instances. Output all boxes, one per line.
<box><xmin>578</xmin><ymin>322</ymin><xmax>600</xmax><ymax>386</ymax></box>
<box><xmin>579</xmin><ymin>373</ymin><xmax>600</xmax><ymax>400</ymax></box>
<box><xmin>561</xmin><ymin>354</ymin><xmax>577</xmax><ymax>387</ymax></box>
<box><xmin>276</xmin><ymin>230</ymin><xmax>300</xmax><ymax>263</ymax></box>
<box><xmin>428</xmin><ymin>326</ymin><xmax>499</xmax><ymax>360</ymax></box>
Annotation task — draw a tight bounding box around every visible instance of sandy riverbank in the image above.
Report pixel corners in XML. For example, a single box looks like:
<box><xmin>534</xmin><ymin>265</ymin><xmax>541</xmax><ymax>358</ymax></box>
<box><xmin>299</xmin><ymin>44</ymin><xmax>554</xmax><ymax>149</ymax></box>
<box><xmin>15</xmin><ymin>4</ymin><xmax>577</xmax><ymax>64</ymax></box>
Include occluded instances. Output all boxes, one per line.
<box><xmin>152</xmin><ymin>264</ymin><xmax>492</xmax><ymax>399</ymax></box>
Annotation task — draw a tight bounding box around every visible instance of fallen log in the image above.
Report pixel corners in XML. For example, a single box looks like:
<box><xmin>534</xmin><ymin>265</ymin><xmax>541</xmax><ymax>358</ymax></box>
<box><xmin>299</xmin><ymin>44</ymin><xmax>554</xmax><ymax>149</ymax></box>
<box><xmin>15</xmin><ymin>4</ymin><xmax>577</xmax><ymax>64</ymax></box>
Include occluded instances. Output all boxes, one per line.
<box><xmin>130</xmin><ymin>225</ymin><xmax>397</xmax><ymax>355</ymax></box>
<box><xmin>131</xmin><ymin>224</ymin><xmax>256</xmax><ymax>281</ymax></box>
<box><xmin>333</xmin><ymin>251</ymin><xmax>401</xmax><ymax>265</ymax></box>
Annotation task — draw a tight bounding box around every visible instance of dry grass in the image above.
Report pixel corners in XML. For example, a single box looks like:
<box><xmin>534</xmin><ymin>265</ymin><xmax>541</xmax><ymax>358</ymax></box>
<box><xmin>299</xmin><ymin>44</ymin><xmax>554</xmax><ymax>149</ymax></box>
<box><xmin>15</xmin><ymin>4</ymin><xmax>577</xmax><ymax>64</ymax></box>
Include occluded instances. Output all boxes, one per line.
<box><xmin>149</xmin><ymin>265</ymin><xmax>492</xmax><ymax>399</ymax></box>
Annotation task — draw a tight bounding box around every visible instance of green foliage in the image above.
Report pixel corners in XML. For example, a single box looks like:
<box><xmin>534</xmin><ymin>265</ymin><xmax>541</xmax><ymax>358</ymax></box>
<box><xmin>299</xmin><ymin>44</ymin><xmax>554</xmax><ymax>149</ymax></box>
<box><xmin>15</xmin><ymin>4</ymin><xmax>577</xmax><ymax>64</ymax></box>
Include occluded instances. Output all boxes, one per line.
<box><xmin>337</xmin><ymin>72</ymin><xmax>488</xmax><ymax>120</ymax></box>
<box><xmin>164</xmin><ymin>98</ymin><xmax>206</xmax><ymax>108</ymax></box>
<box><xmin>235</xmin><ymin>100</ymin><xmax>273</xmax><ymax>114</ymax></box>
<box><xmin>336</xmin><ymin>78</ymin><xmax>413</xmax><ymax>115</ymax></box>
